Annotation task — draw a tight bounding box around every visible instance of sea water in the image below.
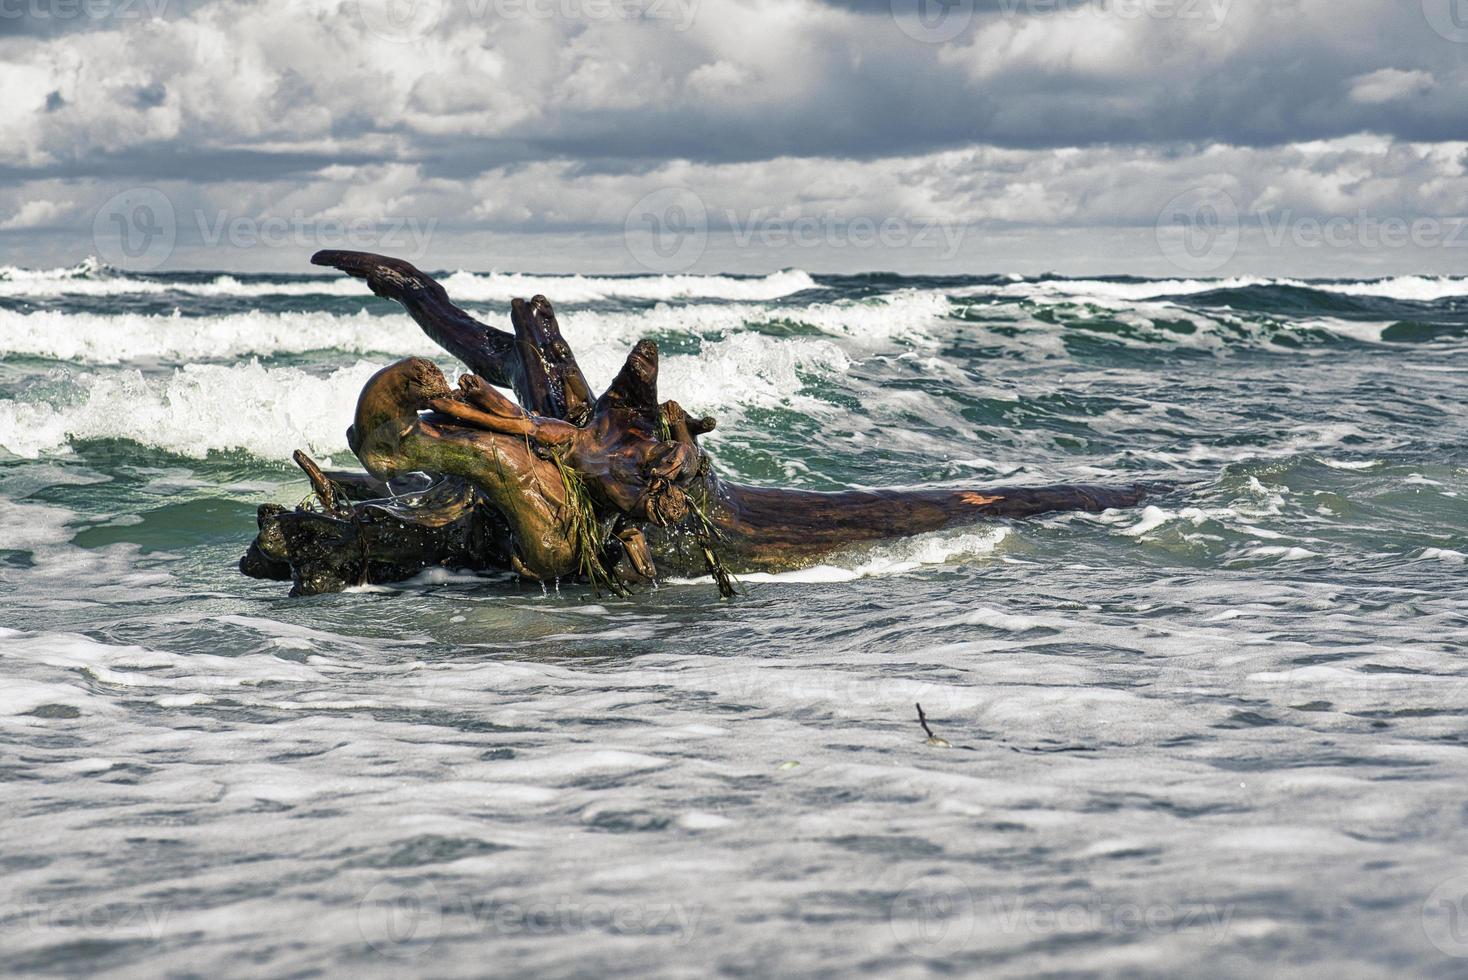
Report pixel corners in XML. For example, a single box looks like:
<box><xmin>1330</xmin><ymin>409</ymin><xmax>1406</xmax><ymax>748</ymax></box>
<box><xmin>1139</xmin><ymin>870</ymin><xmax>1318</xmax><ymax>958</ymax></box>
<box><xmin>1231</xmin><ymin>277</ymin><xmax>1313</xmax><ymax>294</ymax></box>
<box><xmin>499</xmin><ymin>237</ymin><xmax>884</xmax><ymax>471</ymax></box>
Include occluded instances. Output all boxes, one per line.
<box><xmin>1</xmin><ymin>261</ymin><xmax>1465</xmax><ymax>976</ymax></box>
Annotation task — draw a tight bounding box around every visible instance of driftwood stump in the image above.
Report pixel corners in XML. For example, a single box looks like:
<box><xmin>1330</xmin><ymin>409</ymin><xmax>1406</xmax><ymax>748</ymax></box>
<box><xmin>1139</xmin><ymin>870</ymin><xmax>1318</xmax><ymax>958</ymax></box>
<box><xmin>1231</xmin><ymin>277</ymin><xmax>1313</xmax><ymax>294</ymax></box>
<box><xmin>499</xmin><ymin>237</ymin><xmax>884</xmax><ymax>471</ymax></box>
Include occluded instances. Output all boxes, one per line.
<box><xmin>241</xmin><ymin>251</ymin><xmax>1157</xmax><ymax>597</ymax></box>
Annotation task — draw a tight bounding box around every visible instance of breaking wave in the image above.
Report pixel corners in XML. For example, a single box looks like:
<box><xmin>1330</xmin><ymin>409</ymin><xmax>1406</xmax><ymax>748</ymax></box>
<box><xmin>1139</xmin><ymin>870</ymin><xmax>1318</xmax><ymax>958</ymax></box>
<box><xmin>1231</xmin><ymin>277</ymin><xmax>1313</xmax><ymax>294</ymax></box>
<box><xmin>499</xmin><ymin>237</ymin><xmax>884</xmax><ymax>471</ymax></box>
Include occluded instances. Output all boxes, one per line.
<box><xmin>0</xmin><ymin>260</ymin><xmax>817</xmax><ymax>303</ymax></box>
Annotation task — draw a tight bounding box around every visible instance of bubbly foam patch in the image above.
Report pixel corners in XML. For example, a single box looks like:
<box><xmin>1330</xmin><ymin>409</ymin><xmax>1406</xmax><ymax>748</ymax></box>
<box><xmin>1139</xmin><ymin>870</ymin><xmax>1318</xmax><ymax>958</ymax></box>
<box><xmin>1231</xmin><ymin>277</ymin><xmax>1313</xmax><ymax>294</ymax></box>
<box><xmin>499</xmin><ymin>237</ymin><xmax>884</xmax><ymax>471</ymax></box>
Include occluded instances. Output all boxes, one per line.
<box><xmin>0</xmin><ymin>496</ymin><xmax>78</xmax><ymax>552</ymax></box>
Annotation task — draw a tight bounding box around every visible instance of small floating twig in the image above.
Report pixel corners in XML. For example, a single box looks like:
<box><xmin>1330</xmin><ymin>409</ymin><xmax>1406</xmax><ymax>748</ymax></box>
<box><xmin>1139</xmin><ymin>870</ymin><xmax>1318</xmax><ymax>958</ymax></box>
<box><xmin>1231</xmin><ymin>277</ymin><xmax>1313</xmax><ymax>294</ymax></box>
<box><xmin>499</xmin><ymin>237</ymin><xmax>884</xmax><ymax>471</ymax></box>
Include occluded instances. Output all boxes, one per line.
<box><xmin>916</xmin><ymin>702</ymin><xmax>951</xmax><ymax>748</ymax></box>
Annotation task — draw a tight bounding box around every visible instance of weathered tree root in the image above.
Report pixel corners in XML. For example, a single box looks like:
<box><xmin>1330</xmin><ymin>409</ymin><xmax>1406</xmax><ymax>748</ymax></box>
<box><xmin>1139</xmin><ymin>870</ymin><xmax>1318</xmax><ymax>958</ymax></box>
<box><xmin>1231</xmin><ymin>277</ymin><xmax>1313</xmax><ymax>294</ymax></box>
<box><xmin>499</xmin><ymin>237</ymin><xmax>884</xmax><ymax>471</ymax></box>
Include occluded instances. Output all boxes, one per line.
<box><xmin>240</xmin><ymin>458</ymin><xmax>511</xmax><ymax>596</ymax></box>
<box><xmin>239</xmin><ymin>251</ymin><xmax>1163</xmax><ymax>596</ymax></box>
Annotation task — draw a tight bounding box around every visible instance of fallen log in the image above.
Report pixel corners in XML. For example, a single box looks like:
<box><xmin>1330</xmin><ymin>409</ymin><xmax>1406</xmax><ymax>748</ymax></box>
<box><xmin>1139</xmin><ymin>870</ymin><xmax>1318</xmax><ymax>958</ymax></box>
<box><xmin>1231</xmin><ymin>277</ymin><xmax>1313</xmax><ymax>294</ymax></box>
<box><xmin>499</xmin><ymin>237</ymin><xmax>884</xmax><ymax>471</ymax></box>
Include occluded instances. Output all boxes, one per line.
<box><xmin>240</xmin><ymin>251</ymin><xmax>1160</xmax><ymax>597</ymax></box>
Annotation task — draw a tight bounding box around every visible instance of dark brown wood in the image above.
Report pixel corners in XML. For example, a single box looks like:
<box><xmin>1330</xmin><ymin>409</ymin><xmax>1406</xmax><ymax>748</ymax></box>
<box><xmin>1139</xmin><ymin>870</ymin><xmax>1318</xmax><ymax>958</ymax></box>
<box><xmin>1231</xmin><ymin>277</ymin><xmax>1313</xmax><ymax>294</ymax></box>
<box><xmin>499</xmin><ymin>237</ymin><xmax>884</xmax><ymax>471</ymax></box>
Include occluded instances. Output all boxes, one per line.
<box><xmin>239</xmin><ymin>477</ymin><xmax>512</xmax><ymax>595</ymax></box>
<box><xmin>242</xmin><ymin>252</ymin><xmax>1163</xmax><ymax>595</ymax></box>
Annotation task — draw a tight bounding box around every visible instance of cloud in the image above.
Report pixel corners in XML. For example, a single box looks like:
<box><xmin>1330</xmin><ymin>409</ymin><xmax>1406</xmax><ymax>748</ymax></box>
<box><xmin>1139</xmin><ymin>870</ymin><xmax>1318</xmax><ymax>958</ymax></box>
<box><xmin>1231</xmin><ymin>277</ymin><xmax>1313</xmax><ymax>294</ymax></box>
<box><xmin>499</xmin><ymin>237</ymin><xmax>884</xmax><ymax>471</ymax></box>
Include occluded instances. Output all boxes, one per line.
<box><xmin>0</xmin><ymin>199</ymin><xmax>71</xmax><ymax>230</ymax></box>
<box><xmin>5</xmin><ymin>0</ymin><xmax>1468</xmax><ymax>173</ymax></box>
<box><xmin>3</xmin><ymin>0</ymin><xmax>1468</xmax><ymax>273</ymax></box>
<box><xmin>1349</xmin><ymin>68</ymin><xmax>1436</xmax><ymax>105</ymax></box>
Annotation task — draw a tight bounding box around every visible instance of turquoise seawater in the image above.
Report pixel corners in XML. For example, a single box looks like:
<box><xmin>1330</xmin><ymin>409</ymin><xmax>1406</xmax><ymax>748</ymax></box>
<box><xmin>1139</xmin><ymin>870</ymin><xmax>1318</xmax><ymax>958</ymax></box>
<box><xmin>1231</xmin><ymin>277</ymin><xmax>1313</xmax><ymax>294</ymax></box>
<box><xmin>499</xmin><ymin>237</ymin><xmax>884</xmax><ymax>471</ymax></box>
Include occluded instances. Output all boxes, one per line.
<box><xmin>1</xmin><ymin>262</ymin><xmax>1466</xmax><ymax>976</ymax></box>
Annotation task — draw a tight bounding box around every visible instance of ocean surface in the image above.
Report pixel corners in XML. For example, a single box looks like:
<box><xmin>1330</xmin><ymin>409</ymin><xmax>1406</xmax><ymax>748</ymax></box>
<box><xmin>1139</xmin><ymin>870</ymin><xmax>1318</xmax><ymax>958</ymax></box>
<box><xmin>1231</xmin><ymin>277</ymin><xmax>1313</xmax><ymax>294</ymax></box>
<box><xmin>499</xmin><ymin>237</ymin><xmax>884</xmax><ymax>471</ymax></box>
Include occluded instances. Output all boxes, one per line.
<box><xmin>1</xmin><ymin>259</ymin><xmax>1466</xmax><ymax>977</ymax></box>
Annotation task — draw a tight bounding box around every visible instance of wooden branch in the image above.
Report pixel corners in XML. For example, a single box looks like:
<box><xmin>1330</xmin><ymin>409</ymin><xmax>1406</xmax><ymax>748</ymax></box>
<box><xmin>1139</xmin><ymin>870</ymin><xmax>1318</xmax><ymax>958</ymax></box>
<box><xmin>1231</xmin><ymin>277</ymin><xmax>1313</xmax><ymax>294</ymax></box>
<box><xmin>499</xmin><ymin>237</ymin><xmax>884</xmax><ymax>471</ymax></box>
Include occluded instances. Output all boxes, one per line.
<box><xmin>292</xmin><ymin>449</ymin><xmax>342</xmax><ymax>516</ymax></box>
<box><xmin>595</xmin><ymin>339</ymin><xmax>662</xmax><ymax>429</ymax></box>
<box><xmin>311</xmin><ymin>249</ymin><xmax>519</xmax><ymax>389</ymax></box>
<box><xmin>510</xmin><ymin>295</ymin><xmax>593</xmax><ymax>423</ymax></box>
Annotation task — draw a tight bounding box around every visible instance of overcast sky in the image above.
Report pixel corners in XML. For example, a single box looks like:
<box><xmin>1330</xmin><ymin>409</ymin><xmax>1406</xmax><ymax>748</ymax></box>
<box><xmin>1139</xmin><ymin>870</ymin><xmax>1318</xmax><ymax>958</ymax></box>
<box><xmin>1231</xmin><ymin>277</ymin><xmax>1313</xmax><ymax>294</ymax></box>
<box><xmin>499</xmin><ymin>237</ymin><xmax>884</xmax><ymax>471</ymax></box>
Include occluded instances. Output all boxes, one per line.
<box><xmin>3</xmin><ymin>0</ymin><xmax>1468</xmax><ymax>276</ymax></box>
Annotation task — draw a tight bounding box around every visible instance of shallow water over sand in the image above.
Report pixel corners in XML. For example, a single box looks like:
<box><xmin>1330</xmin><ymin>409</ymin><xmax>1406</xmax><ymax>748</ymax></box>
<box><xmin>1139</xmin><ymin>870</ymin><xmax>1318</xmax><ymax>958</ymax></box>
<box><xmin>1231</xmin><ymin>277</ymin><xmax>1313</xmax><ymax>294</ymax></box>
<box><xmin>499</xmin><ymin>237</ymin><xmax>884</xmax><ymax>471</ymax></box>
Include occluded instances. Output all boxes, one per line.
<box><xmin>2</xmin><ymin>265</ymin><xmax>1467</xmax><ymax>976</ymax></box>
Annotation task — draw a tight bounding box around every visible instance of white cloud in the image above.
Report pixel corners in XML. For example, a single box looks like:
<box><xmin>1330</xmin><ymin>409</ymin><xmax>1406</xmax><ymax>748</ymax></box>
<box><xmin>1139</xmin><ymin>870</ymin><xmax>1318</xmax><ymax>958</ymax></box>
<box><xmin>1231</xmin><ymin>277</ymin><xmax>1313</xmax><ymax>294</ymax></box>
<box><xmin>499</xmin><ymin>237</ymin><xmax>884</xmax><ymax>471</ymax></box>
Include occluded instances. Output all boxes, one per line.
<box><xmin>1349</xmin><ymin>68</ymin><xmax>1436</xmax><ymax>105</ymax></box>
<box><xmin>0</xmin><ymin>200</ymin><xmax>71</xmax><ymax>230</ymax></box>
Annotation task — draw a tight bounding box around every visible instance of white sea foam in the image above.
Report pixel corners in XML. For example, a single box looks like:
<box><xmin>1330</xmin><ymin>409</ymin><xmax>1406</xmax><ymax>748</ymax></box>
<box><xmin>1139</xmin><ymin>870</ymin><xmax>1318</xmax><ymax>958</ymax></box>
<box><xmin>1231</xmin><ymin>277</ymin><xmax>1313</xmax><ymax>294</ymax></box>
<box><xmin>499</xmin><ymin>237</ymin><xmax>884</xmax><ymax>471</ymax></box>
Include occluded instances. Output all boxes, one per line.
<box><xmin>560</xmin><ymin>288</ymin><xmax>952</xmax><ymax>347</ymax></box>
<box><xmin>0</xmin><ymin>360</ymin><xmax>386</xmax><ymax>459</ymax></box>
<box><xmin>1248</xmin><ymin>545</ymin><xmax>1320</xmax><ymax>562</ymax></box>
<box><xmin>0</xmin><ymin>289</ymin><xmax>946</xmax><ymax>367</ymax></box>
<box><xmin>0</xmin><ymin>308</ymin><xmax>430</xmax><ymax>363</ymax></box>
<box><xmin>0</xmin><ymin>261</ymin><xmax>816</xmax><ymax>303</ymax></box>
<box><xmin>1305</xmin><ymin>276</ymin><xmax>1468</xmax><ymax>302</ymax></box>
<box><xmin>0</xmin><ymin>327</ymin><xmax>853</xmax><ymax>457</ymax></box>
<box><xmin>670</xmin><ymin>526</ymin><xmax>1009</xmax><ymax>586</ymax></box>
<box><xmin>988</xmin><ymin>276</ymin><xmax>1278</xmax><ymax>305</ymax></box>
<box><xmin>989</xmin><ymin>275</ymin><xmax>1468</xmax><ymax>305</ymax></box>
<box><xmin>0</xmin><ymin>496</ymin><xmax>78</xmax><ymax>552</ymax></box>
<box><xmin>1316</xmin><ymin>457</ymin><xmax>1381</xmax><ymax>470</ymax></box>
<box><xmin>436</xmin><ymin>268</ymin><xmax>816</xmax><ymax>303</ymax></box>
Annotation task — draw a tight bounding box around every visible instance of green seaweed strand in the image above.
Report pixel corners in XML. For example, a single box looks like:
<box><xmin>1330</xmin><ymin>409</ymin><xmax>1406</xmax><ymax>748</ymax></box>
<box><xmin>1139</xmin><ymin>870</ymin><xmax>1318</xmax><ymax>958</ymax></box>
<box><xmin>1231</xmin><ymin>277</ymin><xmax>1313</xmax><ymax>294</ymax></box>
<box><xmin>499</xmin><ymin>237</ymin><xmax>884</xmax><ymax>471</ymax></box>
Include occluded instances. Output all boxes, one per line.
<box><xmin>685</xmin><ymin>488</ymin><xmax>738</xmax><ymax>599</ymax></box>
<box><xmin>550</xmin><ymin>450</ymin><xmax>626</xmax><ymax>597</ymax></box>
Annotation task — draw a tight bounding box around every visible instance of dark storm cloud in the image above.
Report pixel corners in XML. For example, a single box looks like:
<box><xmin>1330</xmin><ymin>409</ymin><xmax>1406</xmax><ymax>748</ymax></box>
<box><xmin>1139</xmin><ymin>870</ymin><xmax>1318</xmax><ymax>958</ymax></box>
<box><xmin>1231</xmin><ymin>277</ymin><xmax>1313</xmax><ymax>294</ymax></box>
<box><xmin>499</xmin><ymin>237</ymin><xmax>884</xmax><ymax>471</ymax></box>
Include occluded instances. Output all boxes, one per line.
<box><xmin>5</xmin><ymin>0</ymin><xmax>1467</xmax><ymax>172</ymax></box>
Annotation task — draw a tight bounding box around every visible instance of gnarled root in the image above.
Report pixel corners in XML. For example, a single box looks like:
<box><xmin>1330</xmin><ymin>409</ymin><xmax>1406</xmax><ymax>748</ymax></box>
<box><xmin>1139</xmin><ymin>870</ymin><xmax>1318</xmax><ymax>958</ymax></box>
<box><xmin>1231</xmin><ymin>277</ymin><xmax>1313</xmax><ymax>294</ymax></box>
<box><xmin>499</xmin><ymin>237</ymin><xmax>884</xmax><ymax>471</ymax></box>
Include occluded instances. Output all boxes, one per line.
<box><xmin>241</xmin><ymin>251</ymin><xmax>1164</xmax><ymax>597</ymax></box>
<box><xmin>238</xmin><ymin>457</ymin><xmax>511</xmax><ymax>595</ymax></box>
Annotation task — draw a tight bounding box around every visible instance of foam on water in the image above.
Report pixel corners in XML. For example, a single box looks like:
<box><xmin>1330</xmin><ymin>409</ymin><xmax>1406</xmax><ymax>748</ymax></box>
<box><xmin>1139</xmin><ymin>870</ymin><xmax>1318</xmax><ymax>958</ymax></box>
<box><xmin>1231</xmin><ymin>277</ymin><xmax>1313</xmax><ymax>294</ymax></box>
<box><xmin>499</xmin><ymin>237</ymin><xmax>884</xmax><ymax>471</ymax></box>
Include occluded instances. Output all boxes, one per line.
<box><xmin>988</xmin><ymin>274</ymin><xmax>1468</xmax><ymax>304</ymax></box>
<box><xmin>0</xmin><ymin>329</ymin><xmax>855</xmax><ymax>457</ymax></box>
<box><xmin>0</xmin><ymin>360</ymin><xmax>386</xmax><ymax>459</ymax></box>
<box><xmin>0</xmin><ymin>289</ymin><xmax>944</xmax><ymax>368</ymax></box>
<box><xmin>2</xmin><ymin>267</ymin><xmax>1467</xmax><ymax>977</ymax></box>
<box><xmin>0</xmin><ymin>261</ymin><xmax>816</xmax><ymax>302</ymax></box>
<box><xmin>559</xmin><ymin>288</ymin><xmax>953</xmax><ymax>347</ymax></box>
<box><xmin>0</xmin><ymin>308</ymin><xmax>430</xmax><ymax>363</ymax></box>
<box><xmin>671</xmin><ymin>526</ymin><xmax>1009</xmax><ymax>586</ymax></box>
